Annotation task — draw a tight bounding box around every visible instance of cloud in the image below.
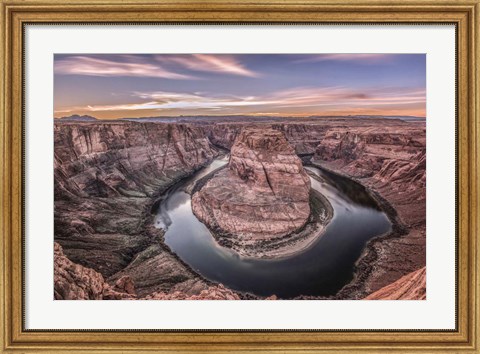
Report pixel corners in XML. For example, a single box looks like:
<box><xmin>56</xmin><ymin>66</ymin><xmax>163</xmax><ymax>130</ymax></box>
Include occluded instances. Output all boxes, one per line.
<box><xmin>154</xmin><ymin>54</ymin><xmax>260</xmax><ymax>77</ymax></box>
<box><xmin>268</xmin><ymin>86</ymin><xmax>425</xmax><ymax>107</ymax></box>
<box><xmin>82</xmin><ymin>91</ymin><xmax>273</xmax><ymax>112</ymax></box>
<box><xmin>295</xmin><ymin>54</ymin><xmax>394</xmax><ymax>64</ymax></box>
<box><xmin>54</xmin><ymin>56</ymin><xmax>193</xmax><ymax>79</ymax></box>
<box><xmin>62</xmin><ymin>86</ymin><xmax>424</xmax><ymax>116</ymax></box>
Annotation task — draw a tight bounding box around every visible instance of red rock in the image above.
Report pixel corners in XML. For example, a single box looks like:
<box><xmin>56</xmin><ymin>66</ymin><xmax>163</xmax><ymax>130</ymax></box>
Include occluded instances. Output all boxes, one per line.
<box><xmin>192</xmin><ymin>128</ymin><xmax>311</xmax><ymax>248</ymax></box>
<box><xmin>265</xmin><ymin>295</ymin><xmax>278</xmax><ymax>300</ymax></box>
<box><xmin>144</xmin><ymin>285</ymin><xmax>241</xmax><ymax>300</ymax></box>
<box><xmin>312</xmin><ymin>121</ymin><xmax>426</xmax><ymax>298</ymax></box>
<box><xmin>54</xmin><ymin>242</ymin><xmax>105</xmax><ymax>300</ymax></box>
<box><xmin>114</xmin><ymin>275</ymin><xmax>136</xmax><ymax>295</ymax></box>
<box><xmin>54</xmin><ymin>121</ymin><xmax>219</xmax><ymax>292</ymax></box>
<box><xmin>54</xmin><ymin>242</ymin><xmax>134</xmax><ymax>300</ymax></box>
<box><xmin>365</xmin><ymin>267</ymin><xmax>426</xmax><ymax>300</ymax></box>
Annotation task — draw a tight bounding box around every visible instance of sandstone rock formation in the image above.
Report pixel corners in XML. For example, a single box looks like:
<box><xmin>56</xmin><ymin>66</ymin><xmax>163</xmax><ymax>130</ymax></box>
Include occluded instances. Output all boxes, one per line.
<box><xmin>54</xmin><ymin>121</ymin><xmax>218</xmax><ymax>295</ymax></box>
<box><xmin>312</xmin><ymin>121</ymin><xmax>426</xmax><ymax>298</ymax></box>
<box><xmin>55</xmin><ymin>242</ymin><xmax>244</xmax><ymax>300</ymax></box>
<box><xmin>204</xmin><ymin>122</ymin><xmax>327</xmax><ymax>155</ymax></box>
<box><xmin>365</xmin><ymin>267</ymin><xmax>426</xmax><ymax>300</ymax></box>
<box><xmin>144</xmin><ymin>284</ymin><xmax>241</xmax><ymax>300</ymax></box>
<box><xmin>54</xmin><ymin>117</ymin><xmax>426</xmax><ymax>300</ymax></box>
<box><xmin>192</xmin><ymin>128</ymin><xmax>311</xmax><ymax>250</ymax></box>
<box><xmin>54</xmin><ymin>242</ymin><xmax>134</xmax><ymax>300</ymax></box>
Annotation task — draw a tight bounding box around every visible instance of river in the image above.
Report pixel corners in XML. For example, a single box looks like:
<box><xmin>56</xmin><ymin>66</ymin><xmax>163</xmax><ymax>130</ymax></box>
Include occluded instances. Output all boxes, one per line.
<box><xmin>154</xmin><ymin>156</ymin><xmax>391</xmax><ymax>298</ymax></box>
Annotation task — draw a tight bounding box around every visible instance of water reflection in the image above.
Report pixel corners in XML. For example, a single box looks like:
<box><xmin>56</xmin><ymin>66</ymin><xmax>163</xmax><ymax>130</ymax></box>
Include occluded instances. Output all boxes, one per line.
<box><xmin>154</xmin><ymin>158</ymin><xmax>391</xmax><ymax>298</ymax></box>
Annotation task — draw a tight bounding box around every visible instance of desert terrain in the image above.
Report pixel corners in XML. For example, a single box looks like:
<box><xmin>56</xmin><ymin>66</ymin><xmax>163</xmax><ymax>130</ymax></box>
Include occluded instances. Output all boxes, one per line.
<box><xmin>54</xmin><ymin>115</ymin><xmax>426</xmax><ymax>300</ymax></box>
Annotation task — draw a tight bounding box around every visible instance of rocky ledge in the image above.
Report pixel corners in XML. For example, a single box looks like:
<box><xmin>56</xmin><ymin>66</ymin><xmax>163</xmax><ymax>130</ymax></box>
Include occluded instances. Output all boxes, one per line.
<box><xmin>191</xmin><ymin>128</ymin><xmax>330</xmax><ymax>258</ymax></box>
<box><xmin>55</xmin><ymin>242</ymin><xmax>247</xmax><ymax>300</ymax></box>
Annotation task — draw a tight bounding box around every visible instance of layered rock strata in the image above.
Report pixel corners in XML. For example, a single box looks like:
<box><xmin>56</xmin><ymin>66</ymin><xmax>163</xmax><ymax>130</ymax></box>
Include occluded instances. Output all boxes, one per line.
<box><xmin>55</xmin><ymin>242</ymin><xmax>244</xmax><ymax>300</ymax></box>
<box><xmin>192</xmin><ymin>128</ymin><xmax>312</xmax><ymax>253</ymax></box>
<box><xmin>54</xmin><ymin>242</ymin><xmax>134</xmax><ymax>300</ymax></box>
<box><xmin>312</xmin><ymin>122</ymin><xmax>426</xmax><ymax>298</ymax></box>
<box><xmin>54</xmin><ymin>121</ymin><xmax>219</xmax><ymax>296</ymax></box>
<box><xmin>55</xmin><ymin>117</ymin><xmax>426</xmax><ymax>300</ymax></box>
<box><xmin>204</xmin><ymin>122</ymin><xmax>327</xmax><ymax>155</ymax></box>
<box><xmin>365</xmin><ymin>267</ymin><xmax>426</xmax><ymax>300</ymax></box>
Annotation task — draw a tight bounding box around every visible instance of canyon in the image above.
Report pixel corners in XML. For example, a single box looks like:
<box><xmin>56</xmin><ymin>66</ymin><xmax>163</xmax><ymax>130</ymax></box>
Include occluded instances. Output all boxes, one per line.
<box><xmin>54</xmin><ymin>116</ymin><xmax>426</xmax><ymax>300</ymax></box>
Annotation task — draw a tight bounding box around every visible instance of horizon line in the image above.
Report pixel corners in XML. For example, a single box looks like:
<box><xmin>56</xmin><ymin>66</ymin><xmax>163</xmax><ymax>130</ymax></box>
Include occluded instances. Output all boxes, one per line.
<box><xmin>54</xmin><ymin>113</ymin><xmax>427</xmax><ymax>120</ymax></box>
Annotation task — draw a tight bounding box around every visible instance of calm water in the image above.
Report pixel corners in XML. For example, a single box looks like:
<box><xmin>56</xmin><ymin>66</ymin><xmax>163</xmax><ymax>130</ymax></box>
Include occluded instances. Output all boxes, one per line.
<box><xmin>154</xmin><ymin>157</ymin><xmax>391</xmax><ymax>298</ymax></box>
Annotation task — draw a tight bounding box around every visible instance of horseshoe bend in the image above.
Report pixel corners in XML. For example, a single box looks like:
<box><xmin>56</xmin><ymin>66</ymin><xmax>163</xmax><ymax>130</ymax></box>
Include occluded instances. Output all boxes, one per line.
<box><xmin>53</xmin><ymin>116</ymin><xmax>426</xmax><ymax>300</ymax></box>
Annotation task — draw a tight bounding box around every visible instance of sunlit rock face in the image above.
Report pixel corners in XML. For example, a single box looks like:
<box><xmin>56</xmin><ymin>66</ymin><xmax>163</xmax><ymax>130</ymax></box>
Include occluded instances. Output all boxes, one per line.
<box><xmin>365</xmin><ymin>267</ymin><xmax>426</xmax><ymax>300</ymax></box>
<box><xmin>192</xmin><ymin>128</ymin><xmax>311</xmax><ymax>244</ymax></box>
<box><xmin>54</xmin><ymin>242</ymin><xmax>135</xmax><ymax>300</ymax></box>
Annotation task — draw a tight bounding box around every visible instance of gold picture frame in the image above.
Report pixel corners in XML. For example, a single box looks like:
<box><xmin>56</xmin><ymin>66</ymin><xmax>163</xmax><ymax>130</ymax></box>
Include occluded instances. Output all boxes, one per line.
<box><xmin>1</xmin><ymin>0</ymin><xmax>479</xmax><ymax>352</ymax></box>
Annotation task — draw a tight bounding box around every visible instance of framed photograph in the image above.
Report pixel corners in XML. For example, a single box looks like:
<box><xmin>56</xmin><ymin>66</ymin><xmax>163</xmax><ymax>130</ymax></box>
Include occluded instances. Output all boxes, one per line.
<box><xmin>1</xmin><ymin>0</ymin><xmax>479</xmax><ymax>352</ymax></box>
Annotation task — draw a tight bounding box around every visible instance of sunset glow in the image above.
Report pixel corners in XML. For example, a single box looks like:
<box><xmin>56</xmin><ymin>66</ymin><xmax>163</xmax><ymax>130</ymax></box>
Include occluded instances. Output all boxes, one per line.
<box><xmin>54</xmin><ymin>54</ymin><xmax>426</xmax><ymax>119</ymax></box>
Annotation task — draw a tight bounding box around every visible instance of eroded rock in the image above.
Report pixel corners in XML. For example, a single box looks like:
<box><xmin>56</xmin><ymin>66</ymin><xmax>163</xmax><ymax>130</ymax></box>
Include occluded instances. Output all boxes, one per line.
<box><xmin>365</xmin><ymin>267</ymin><xmax>426</xmax><ymax>300</ymax></box>
<box><xmin>192</xmin><ymin>128</ymin><xmax>311</xmax><ymax>249</ymax></box>
<box><xmin>54</xmin><ymin>121</ymin><xmax>219</xmax><ymax>292</ymax></box>
<box><xmin>54</xmin><ymin>242</ymin><xmax>134</xmax><ymax>300</ymax></box>
<box><xmin>144</xmin><ymin>284</ymin><xmax>242</xmax><ymax>300</ymax></box>
<box><xmin>54</xmin><ymin>242</ymin><xmax>245</xmax><ymax>300</ymax></box>
<box><xmin>312</xmin><ymin>122</ymin><xmax>426</xmax><ymax>298</ymax></box>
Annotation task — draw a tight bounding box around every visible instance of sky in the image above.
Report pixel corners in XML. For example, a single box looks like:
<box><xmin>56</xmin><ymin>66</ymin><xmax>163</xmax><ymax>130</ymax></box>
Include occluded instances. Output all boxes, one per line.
<box><xmin>54</xmin><ymin>54</ymin><xmax>426</xmax><ymax>119</ymax></box>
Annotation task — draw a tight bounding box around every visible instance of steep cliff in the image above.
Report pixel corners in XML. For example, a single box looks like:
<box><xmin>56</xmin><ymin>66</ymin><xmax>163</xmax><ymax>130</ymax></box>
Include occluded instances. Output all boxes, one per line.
<box><xmin>54</xmin><ymin>117</ymin><xmax>426</xmax><ymax>300</ymax></box>
<box><xmin>312</xmin><ymin>121</ymin><xmax>426</xmax><ymax>298</ymax></box>
<box><xmin>54</xmin><ymin>121</ymin><xmax>219</xmax><ymax>295</ymax></box>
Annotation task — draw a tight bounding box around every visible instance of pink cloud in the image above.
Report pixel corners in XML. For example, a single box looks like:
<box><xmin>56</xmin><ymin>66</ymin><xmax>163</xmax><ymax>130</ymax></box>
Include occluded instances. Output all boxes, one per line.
<box><xmin>54</xmin><ymin>56</ymin><xmax>193</xmax><ymax>79</ymax></box>
<box><xmin>57</xmin><ymin>86</ymin><xmax>424</xmax><ymax>117</ymax></box>
<box><xmin>155</xmin><ymin>54</ymin><xmax>260</xmax><ymax>77</ymax></box>
<box><xmin>295</xmin><ymin>54</ymin><xmax>394</xmax><ymax>64</ymax></box>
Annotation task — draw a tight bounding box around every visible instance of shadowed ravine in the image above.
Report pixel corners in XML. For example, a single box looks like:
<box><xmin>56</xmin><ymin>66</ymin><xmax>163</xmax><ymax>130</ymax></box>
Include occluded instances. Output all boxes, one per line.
<box><xmin>154</xmin><ymin>157</ymin><xmax>392</xmax><ymax>298</ymax></box>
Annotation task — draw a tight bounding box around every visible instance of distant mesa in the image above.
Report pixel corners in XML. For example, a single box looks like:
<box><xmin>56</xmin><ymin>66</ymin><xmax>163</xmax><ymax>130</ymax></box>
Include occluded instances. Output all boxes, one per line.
<box><xmin>57</xmin><ymin>114</ymin><xmax>98</xmax><ymax>122</ymax></box>
<box><xmin>192</xmin><ymin>127</ymin><xmax>311</xmax><ymax>250</ymax></box>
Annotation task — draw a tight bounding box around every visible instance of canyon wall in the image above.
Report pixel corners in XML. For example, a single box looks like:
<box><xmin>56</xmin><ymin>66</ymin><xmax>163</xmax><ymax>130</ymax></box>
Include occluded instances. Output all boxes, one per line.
<box><xmin>311</xmin><ymin>120</ymin><xmax>426</xmax><ymax>298</ymax></box>
<box><xmin>204</xmin><ymin>122</ymin><xmax>326</xmax><ymax>155</ymax></box>
<box><xmin>54</xmin><ymin>121</ymin><xmax>219</xmax><ymax>296</ymax></box>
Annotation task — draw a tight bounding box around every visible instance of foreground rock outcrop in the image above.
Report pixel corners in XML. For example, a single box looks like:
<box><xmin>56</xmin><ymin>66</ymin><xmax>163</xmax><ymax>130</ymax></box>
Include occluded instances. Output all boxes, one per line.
<box><xmin>192</xmin><ymin>128</ymin><xmax>312</xmax><ymax>253</ymax></box>
<box><xmin>144</xmin><ymin>284</ymin><xmax>242</xmax><ymax>300</ymax></box>
<box><xmin>54</xmin><ymin>242</ymin><xmax>135</xmax><ymax>300</ymax></box>
<box><xmin>365</xmin><ymin>267</ymin><xmax>426</xmax><ymax>300</ymax></box>
<box><xmin>55</xmin><ymin>242</ymin><xmax>244</xmax><ymax>300</ymax></box>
